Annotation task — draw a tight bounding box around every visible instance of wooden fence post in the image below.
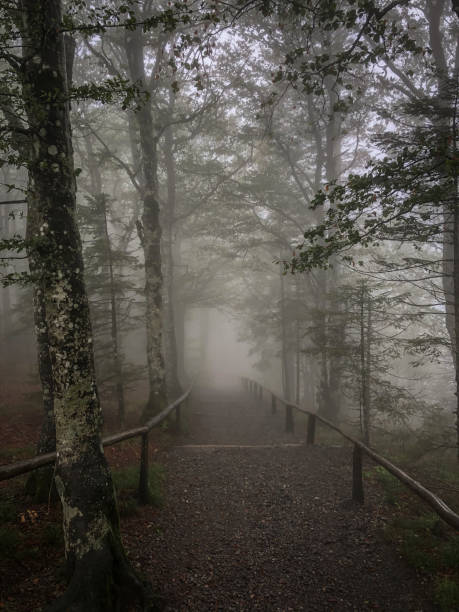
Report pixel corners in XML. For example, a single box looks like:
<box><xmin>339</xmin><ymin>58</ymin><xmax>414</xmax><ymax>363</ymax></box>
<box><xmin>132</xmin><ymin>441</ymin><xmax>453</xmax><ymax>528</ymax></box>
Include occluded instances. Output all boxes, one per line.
<box><xmin>271</xmin><ymin>393</ymin><xmax>276</xmax><ymax>414</ymax></box>
<box><xmin>138</xmin><ymin>431</ymin><xmax>150</xmax><ymax>504</ymax></box>
<box><xmin>306</xmin><ymin>414</ymin><xmax>316</xmax><ymax>445</ymax></box>
<box><xmin>176</xmin><ymin>402</ymin><xmax>182</xmax><ymax>433</ymax></box>
<box><xmin>258</xmin><ymin>385</ymin><xmax>263</xmax><ymax>401</ymax></box>
<box><xmin>352</xmin><ymin>444</ymin><xmax>364</xmax><ymax>504</ymax></box>
<box><xmin>285</xmin><ymin>404</ymin><xmax>294</xmax><ymax>433</ymax></box>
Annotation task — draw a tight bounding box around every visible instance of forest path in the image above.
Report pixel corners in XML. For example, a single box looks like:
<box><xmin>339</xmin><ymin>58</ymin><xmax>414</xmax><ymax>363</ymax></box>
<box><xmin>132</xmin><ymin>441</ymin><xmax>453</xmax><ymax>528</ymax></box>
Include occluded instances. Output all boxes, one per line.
<box><xmin>128</xmin><ymin>387</ymin><xmax>433</xmax><ymax>611</ymax></box>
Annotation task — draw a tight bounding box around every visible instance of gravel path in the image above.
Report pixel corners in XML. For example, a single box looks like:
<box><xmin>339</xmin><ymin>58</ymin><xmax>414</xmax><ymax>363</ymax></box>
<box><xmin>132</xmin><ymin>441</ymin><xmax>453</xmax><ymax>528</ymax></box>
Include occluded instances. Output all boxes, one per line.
<box><xmin>127</xmin><ymin>387</ymin><xmax>433</xmax><ymax>611</ymax></box>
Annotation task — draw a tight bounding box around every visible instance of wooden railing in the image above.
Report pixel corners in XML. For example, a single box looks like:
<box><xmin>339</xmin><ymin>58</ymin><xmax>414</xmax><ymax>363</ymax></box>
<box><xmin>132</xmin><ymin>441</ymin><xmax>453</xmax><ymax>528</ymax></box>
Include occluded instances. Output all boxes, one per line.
<box><xmin>0</xmin><ymin>385</ymin><xmax>192</xmax><ymax>503</ymax></box>
<box><xmin>242</xmin><ymin>377</ymin><xmax>459</xmax><ymax>531</ymax></box>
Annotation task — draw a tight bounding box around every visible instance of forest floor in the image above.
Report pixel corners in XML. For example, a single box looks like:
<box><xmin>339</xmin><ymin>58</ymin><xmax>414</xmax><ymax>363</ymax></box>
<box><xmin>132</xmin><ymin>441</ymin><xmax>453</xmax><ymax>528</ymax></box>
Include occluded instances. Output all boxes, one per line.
<box><xmin>0</xmin><ymin>386</ymin><xmax>452</xmax><ymax>610</ymax></box>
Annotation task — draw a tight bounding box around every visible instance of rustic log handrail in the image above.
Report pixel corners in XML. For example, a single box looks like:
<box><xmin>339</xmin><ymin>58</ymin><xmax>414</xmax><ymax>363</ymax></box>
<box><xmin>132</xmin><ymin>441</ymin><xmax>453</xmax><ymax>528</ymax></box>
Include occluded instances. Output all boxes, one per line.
<box><xmin>0</xmin><ymin>385</ymin><xmax>193</xmax><ymax>502</ymax></box>
<box><xmin>242</xmin><ymin>376</ymin><xmax>459</xmax><ymax>531</ymax></box>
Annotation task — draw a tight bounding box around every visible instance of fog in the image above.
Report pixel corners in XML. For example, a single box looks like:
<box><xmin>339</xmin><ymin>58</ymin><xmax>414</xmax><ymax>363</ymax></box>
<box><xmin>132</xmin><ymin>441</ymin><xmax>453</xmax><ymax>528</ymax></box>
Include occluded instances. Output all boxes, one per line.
<box><xmin>190</xmin><ymin>308</ymin><xmax>264</xmax><ymax>390</ymax></box>
<box><xmin>0</xmin><ymin>1</ymin><xmax>458</xmax><ymax>467</ymax></box>
<box><xmin>2</xmin><ymin>3</ymin><xmax>459</xmax><ymax>608</ymax></box>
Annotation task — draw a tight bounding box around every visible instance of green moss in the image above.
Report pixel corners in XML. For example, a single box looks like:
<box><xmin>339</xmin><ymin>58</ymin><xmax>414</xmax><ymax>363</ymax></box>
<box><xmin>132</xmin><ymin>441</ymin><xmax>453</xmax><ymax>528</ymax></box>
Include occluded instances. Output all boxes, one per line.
<box><xmin>0</xmin><ymin>445</ymin><xmax>35</xmax><ymax>461</ymax></box>
<box><xmin>112</xmin><ymin>463</ymin><xmax>165</xmax><ymax>511</ymax></box>
<box><xmin>373</xmin><ymin>466</ymin><xmax>402</xmax><ymax>505</ymax></box>
<box><xmin>118</xmin><ymin>497</ymin><xmax>139</xmax><ymax>517</ymax></box>
<box><xmin>434</xmin><ymin>578</ymin><xmax>459</xmax><ymax>611</ymax></box>
<box><xmin>443</xmin><ymin>536</ymin><xmax>459</xmax><ymax>568</ymax></box>
<box><xmin>393</xmin><ymin>513</ymin><xmax>440</xmax><ymax>533</ymax></box>
<box><xmin>381</xmin><ymin>502</ymin><xmax>459</xmax><ymax>609</ymax></box>
<box><xmin>401</xmin><ymin>531</ymin><xmax>439</xmax><ymax>572</ymax></box>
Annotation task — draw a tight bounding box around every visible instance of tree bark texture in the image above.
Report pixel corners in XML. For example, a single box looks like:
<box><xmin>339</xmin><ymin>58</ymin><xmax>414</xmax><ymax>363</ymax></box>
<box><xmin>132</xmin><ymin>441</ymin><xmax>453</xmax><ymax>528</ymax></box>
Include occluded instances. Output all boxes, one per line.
<box><xmin>84</xmin><ymin>134</ymin><xmax>126</xmax><ymax>425</ymax></box>
<box><xmin>101</xmin><ymin>195</ymin><xmax>126</xmax><ymax>427</ymax></box>
<box><xmin>18</xmin><ymin>2</ymin><xmax>144</xmax><ymax>608</ymax></box>
<box><xmin>427</xmin><ymin>0</ymin><xmax>459</xmax><ymax>458</ymax></box>
<box><xmin>163</xmin><ymin>97</ymin><xmax>183</xmax><ymax>397</ymax></box>
<box><xmin>124</xmin><ymin>26</ymin><xmax>168</xmax><ymax>419</ymax></box>
<box><xmin>323</xmin><ymin>73</ymin><xmax>343</xmax><ymax>421</ymax></box>
<box><xmin>280</xmin><ymin>267</ymin><xmax>293</xmax><ymax>401</ymax></box>
<box><xmin>0</xmin><ymin>204</ymin><xmax>12</xmax><ymax>371</ymax></box>
<box><xmin>429</xmin><ymin>0</ymin><xmax>457</xmax><ymax>369</ymax></box>
<box><xmin>359</xmin><ymin>282</ymin><xmax>371</xmax><ymax>446</ymax></box>
<box><xmin>453</xmin><ymin>195</ymin><xmax>459</xmax><ymax>461</ymax></box>
<box><xmin>25</xmin><ymin>234</ymin><xmax>57</xmax><ymax>501</ymax></box>
<box><xmin>1</xmin><ymin>56</ymin><xmax>58</xmax><ymax>500</ymax></box>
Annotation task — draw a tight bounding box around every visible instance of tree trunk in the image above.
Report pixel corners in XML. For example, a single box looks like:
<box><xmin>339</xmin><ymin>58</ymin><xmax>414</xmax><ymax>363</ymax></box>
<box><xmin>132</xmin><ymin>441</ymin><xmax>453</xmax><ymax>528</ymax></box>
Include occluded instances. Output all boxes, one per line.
<box><xmin>163</xmin><ymin>93</ymin><xmax>183</xmax><ymax>397</ymax></box>
<box><xmin>358</xmin><ymin>282</ymin><xmax>371</xmax><ymax>445</ymax></box>
<box><xmin>295</xmin><ymin>318</ymin><xmax>301</xmax><ymax>405</ymax></box>
<box><xmin>175</xmin><ymin>289</ymin><xmax>187</xmax><ymax>385</ymax></box>
<box><xmin>430</xmin><ymin>0</ymin><xmax>457</xmax><ymax>369</ymax></box>
<box><xmin>316</xmin><ymin>270</ymin><xmax>331</xmax><ymax>416</ymax></box>
<box><xmin>0</xmin><ymin>204</ymin><xmax>12</xmax><ymax>388</ymax></box>
<box><xmin>280</xmin><ymin>268</ymin><xmax>293</xmax><ymax>401</ymax></box>
<box><xmin>124</xmin><ymin>26</ymin><xmax>168</xmax><ymax>420</ymax></box>
<box><xmin>84</xmin><ymin>134</ymin><xmax>126</xmax><ymax>426</ymax></box>
<box><xmin>0</xmin><ymin>204</ymin><xmax>12</xmax><ymax>341</ymax></box>
<box><xmin>453</xmin><ymin>124</ymin><xmax>459</xmax><ymax>461</ymax></box>
<box><xmin>18</xmin><ymin>2</ymin><xmax>145</xmax><ymax>608</ymax></box>
<box><xmin>427</xmin><ymin>0</ymin><xmax>459</xmax><ymax>458</ymax></box>
<box><xmin>101</xmin><ymin>197</ymin><xmax>126</xmax><ymax>427</ymax></box>
<box><xmin>25</xmin><ymin>203</ymin><xmax>56</xmax><ymax>502</ymax></box>
<box><xmin>324</xmin><ymin>71</ymin><xmax>343</xmax><ymax>421</ymax></box>
<box><xmin>363</xmin><ymin>285</ymin><xmax>372</xmax><ymax>445</ymax></box>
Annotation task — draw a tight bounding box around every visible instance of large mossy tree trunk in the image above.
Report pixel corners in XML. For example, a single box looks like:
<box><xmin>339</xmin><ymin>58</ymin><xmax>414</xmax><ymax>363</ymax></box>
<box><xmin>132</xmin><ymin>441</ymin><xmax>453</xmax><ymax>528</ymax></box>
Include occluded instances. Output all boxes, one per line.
<box><xmin>25</xmin><ymin>258</ymin><xmax>56</xmax><ymax>502</ymax></box>
<box><xmin>124</xmin><ymin>25</ymin><xmax>168</xmax><ymax>420</ymax></box>
<box><xmin>0</xmin><ymin>72</ymin><xmax>57</xmax><ymax>500</ymax></box>
<box><xmin>18</xmin><ymin>2</ymin><xmax>145</xmax><ymax>609</ymax></box>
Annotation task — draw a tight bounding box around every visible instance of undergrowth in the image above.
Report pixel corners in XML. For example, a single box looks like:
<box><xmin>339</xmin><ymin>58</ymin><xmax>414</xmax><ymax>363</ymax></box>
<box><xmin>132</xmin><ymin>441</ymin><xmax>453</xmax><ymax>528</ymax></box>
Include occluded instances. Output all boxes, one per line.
<box><xmin>0</xmin><ymin>444</ymin><xmax>34</xmax><ymax>462</ymax></box>
<box><xmin>369</xmin><ymin>466</ymin><xmax>459</xmax><ymax>611</ymax></box>
<box><xmin>372</xmin><ymin>466</ymin><xmax>402</xmax><ymax>506</ymax></box>
<box><xmin>112</xmin><ymin>463</ymin><xmax>165</xmax><ymax>514</ymax></box>
<box><xmin>0</xmin><ymin>462</ymin><xmax>165</xmax><ymax>565</ymax></box>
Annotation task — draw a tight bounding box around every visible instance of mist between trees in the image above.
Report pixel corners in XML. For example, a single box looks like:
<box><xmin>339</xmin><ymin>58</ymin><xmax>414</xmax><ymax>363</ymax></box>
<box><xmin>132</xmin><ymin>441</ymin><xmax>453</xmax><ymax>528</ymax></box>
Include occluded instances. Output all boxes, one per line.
<box><xmin>0</xmin><ymin>0</ymin><xmax>458</xmax><ymax>609</ymax></box>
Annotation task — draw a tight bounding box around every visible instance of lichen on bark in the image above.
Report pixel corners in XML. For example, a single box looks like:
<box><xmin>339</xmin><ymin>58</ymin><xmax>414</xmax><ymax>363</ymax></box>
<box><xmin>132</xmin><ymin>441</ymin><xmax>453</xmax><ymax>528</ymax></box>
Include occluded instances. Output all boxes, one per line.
<box><xmin>15</xmin><ymin>1</ymin><xmax>149</xmax><ymax>609</ymax></box>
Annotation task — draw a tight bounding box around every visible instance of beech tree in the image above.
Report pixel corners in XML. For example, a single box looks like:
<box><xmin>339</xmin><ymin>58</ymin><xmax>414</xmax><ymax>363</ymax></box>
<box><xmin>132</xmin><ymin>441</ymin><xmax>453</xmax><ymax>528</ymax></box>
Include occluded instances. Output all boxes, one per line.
<box><xmin>289</xmin><ymin>1</ymin><xmax>459</xmax><ymax>454</ymax></box>
<box><xmin>1</xmin><ymin>1</ymin><xmax>147</xmax><ymax>608</ymax></box>
<box><xmin>0</xmin><ymin>0</ymin><xmax>455</xmax><ymax>606</ymax></box>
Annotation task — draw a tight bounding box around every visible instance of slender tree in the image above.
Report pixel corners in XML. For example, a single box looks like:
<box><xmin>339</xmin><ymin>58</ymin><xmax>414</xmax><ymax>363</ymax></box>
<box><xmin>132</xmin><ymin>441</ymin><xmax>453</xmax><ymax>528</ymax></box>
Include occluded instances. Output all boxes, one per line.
<box><xmin>124</xmin><ymin>22</ymin><xmax>169</xmax><ymax>419</ymax></box>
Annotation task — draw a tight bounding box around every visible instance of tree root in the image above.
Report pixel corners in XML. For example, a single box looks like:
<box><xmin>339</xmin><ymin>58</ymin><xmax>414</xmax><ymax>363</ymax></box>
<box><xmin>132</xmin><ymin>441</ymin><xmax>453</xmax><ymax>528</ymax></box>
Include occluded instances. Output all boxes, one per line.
<box><xmin>25</xmin><ymin>466</ymin><xmax>58</xmax><ymax>504</ymax></box>
<box><xmin>45</xmin><ymin>534</ymin><xmax>164</xmax><ymax>612</ymax></box>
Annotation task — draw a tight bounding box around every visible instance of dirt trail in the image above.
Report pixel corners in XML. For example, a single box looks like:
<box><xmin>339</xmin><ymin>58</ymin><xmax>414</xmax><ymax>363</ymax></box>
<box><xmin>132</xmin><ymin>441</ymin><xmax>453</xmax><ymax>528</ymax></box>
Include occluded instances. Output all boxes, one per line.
<box><xmin>129</xmin><ymin>386</ymin><xmax>433</xmax><ymax>611</ymax></box>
